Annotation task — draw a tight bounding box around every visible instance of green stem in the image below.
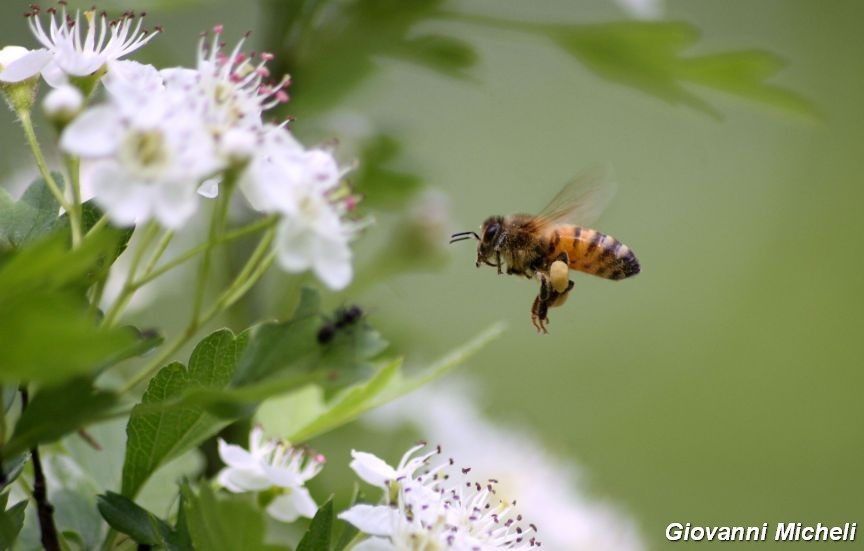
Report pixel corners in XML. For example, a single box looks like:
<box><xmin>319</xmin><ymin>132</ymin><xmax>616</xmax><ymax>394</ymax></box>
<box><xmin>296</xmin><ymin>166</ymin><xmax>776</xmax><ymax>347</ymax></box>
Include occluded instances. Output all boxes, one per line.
<box><xmin>17</xmin><ymin>109</ymin><xmax>72</xmax><ymax>215</ymax></box>
<box><xmin>63</xmin><ymin>155</ymin><xmax>83</xmax><ymax>248</ymax></box>
<box><xmin>141</xmin><ymin>229</ymin><xmax>174</xmax><ymax>279</ymax></box>
<box><xmin>101</xmin><ymin>222</ymin><xmax>159</xmax><ymax>327</ymax></box>
<box><xmin>0</xmin><ymin>385</ymin><xmax>5</xmax><ymax>447</ymax></box>
<box><xmin>192</xmin><ymin>184</ymin><xmax>234</xmax><ymax>321</ymax></box>
<box><xmin>119</xmin><ymin>228</ymin><xmax>276</xmax><ymax>394</ymax></box>
<box><xmin>132</xmin><ymin>215</ymin><xmax>277</xmax><ymax>289</ymax></box>
<box><xmin>84</xmin><ymin>213</ymin><xmax>109</xmax><ymax>239</ymax></box>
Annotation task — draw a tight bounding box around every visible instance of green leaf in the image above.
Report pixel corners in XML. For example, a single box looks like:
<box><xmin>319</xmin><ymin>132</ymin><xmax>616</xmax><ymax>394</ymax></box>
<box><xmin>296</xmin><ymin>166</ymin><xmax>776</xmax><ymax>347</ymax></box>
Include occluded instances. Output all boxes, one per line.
<box><xmin>180</xmin><ymin>483</ymin><xmax>288</xmax><ymax>551</ymax></box>
<box><xmin>60</xmin><ymin>201</ymin><xmax>135</xmax><ymax>284</ymax></box>
<box><xmin>333</xmin><ymin>486</ymin><xmax>364</xmax><ymax>551</ymax></box>
<box><xmin>0</xmin><ymin>233</ymin><xmax>136</xmax><ymax>383</ymax></box>
<box><xmin>121</xmin><ymin>330</ymin><xmax>247</xmax><ymax>498</ymax></box>
<box><xmin>0</xmin><ymin>495</ymin><xmax>27</xmax><ymax>550</ymax></box>
<box><xmin>286</xmin><ymin>359</ymin><xmax>402</xmax><ymax>442</ymax></box>
<box><xmin>259</xmin><ymin>322</ymin><xmax>505</xmax><ymax>442</ymax></box>
<box><xmin>230</xmin><ymin>292</ymin><xmax>320</xmax><ymax>387</ymax></box>
<box><xmin>550</xmin><ymin>21</ymin><xmax>817</xmax><ymax>118</ymax></box>
<box><xmin>353</xmin><ymin>135</ymin><xmax>423</xmax><ymax>210</ymax></box>
<box><xmin>297</xmin><ymin>498</ymin><xmax>333</xmax><ymax>551</ymax></box>
<box><xmin>4</xmin><ymin>379</ymin><xmax>117</xmax><ymax>457</ymax></box>
<box><xmin>97</xmin><ymin>492</ymin><xmax>175</xmax><ymax>546</ymax></box>
<box><xmin>0</xmin><ymin>175</ymin><xmax>62</xmax><ymax>250</ymax></box>
<box><xmin>0</xmin><ymin>455</ymin><xmax>27</xmax><ymax>493</ymax></box>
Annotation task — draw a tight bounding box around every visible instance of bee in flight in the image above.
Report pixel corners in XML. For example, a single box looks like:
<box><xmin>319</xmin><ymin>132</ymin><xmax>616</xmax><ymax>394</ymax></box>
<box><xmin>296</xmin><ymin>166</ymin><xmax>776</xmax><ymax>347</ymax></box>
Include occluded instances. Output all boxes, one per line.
<box><xmin>450</xmin><ymin>168</ymin><xmax>640</xmax><ymax>333</ymax></box>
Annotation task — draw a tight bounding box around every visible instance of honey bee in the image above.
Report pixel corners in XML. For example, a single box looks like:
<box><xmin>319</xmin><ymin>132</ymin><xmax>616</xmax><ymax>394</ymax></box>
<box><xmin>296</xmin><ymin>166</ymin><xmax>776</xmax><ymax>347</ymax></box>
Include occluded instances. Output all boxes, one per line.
<box><xmin>450</xmin><ymin>168</ymin><xmax>640</xmax><ymax>333</ymax></box>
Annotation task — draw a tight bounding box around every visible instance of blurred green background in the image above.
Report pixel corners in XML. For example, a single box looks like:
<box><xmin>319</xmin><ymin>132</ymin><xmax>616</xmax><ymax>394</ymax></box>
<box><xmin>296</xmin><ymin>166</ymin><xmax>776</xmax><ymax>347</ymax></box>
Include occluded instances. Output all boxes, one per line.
<box><xmin>2</xmin><ymin>1</ymin><xmax>863</xmax><ymax>549</ymax></box>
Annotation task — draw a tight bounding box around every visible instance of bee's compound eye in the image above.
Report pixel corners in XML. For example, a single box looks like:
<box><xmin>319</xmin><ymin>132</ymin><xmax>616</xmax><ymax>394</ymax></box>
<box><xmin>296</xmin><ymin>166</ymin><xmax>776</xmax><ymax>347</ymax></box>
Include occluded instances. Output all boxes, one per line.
<box><xmin>483</xmin><ymin>223</ymin><xmax>499</xmax><ymax>242</ymax></box>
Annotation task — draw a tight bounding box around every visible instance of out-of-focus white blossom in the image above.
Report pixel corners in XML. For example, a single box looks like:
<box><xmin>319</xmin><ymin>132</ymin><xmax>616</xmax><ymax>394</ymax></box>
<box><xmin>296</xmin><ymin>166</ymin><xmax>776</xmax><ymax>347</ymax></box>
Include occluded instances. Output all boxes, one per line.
<box><xmin>340</xmin><ymin>445</ymin><xmax>541</xmax><ymax>550</ymax></box>
<box><xmin>217</xmin><ymin>426</ymin><xmax>325</xmax><ymax>523</ymax></box>
<box><xmin>366</xmin><ymin>384</ymin><xmax>646</xmax><ymax>551</ymax></box>
<box><xmin>0</xmin><ymin>7</ymin><xmax>158</xmax><ymax>87</ymax></box>
<box><xmin>614</xmin><ymin>0</ymin><xmax>664</xmax><ymax>19</ymax></box>
<box><xmin>42</xmin><ymin>84</ymin><xmax>83</xmax><ymax>122</ymax></box>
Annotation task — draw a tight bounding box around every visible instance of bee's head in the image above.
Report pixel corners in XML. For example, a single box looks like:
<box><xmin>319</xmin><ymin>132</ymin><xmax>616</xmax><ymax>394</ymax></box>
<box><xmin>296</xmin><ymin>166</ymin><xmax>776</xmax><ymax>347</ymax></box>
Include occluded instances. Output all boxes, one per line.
<box><xmin>450</xmin><ymin>216</ymin><xmax>504</xmax><ymax>267</ymax></box>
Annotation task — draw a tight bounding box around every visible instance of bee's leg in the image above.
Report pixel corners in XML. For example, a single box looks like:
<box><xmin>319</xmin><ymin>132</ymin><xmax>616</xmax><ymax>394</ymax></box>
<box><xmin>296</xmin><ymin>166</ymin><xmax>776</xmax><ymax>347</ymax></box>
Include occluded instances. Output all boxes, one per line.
<box><xmin>495</xmin><ymin>250</ymin><xmax>503</xmax><ymax>274</ymax></box>
<box><xmin>538</xmin><ymin>272</ymin><xmax>552</xmax><ymax>302</ymax></box>
<box><xmin>530</xmin><ymin>294</ymin><xmax>549</xmax><ymax>334</ymax></box>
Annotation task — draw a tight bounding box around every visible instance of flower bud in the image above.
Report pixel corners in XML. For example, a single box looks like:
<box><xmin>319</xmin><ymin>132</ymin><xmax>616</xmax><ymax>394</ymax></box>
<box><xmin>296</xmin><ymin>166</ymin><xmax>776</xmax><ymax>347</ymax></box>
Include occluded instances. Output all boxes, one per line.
<box><xmin>42</xmin><ymin>84</ymin><xmax>84</xmax><ymax>126</ymax></box>
<box><xmin>0</xmin><ymin>45</ymin><xmax>40</xmax><ymax>113</ymax></box>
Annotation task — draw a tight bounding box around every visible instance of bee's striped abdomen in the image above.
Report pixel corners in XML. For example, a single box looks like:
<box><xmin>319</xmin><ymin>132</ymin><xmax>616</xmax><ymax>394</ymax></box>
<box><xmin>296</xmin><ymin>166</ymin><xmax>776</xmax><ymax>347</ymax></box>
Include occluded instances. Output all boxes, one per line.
<box><xmin>548</xmin><ymin>226</ymin><xmax>640</xmax><ymax>280</ymax></box>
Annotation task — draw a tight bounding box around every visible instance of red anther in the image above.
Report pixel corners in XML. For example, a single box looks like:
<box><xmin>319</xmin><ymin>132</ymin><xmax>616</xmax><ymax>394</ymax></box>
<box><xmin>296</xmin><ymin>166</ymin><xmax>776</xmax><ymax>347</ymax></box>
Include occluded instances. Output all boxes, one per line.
<box><xmin>260</xmin><ymin>52</ymin><xmax>274</xmax><ymax>61</ymax></box>
<box><xmin>213</xmin><ymin>24</ymin><xmax>223</xmax><ymax>34</ymax></box>
<box><xmin>154</xmin><ymin>25</ymin><xmax>163</xmax><ymax>32</ymax></box>
<box><xmin>276</xmin><ymin>90</ymin><xmax>289</xmax><ymax>103</ymax></box>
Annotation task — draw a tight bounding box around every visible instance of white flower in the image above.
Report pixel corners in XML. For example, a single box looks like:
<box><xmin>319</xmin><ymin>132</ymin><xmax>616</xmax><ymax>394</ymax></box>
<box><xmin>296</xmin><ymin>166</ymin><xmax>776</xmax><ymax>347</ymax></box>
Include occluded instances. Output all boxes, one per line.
<box><xmin>158</xmin><ymin>25</ymin><xmax>289</xmax><ymax>163</ymax></box>
<box><xmin>60</xmin><ymin>85</ymin><xmax>221</xmax><ymax>228</ymax></box>
<box><xmin>237</xmin><ymin>125</ymin><xmax>356</xmax><ymax>289</ymax></box>
<box><xmin>1</xmin><ymin>7</ymin><xmax>159</xmax><ymax>87</ymax></box>
<box><xmin>349</xmin><ymin>443</ymin><xmax>435</xmax><ymax>490</ymax></box>
<box><xmin>274</xmin><ymin>186</ymin><xmax>354</xmax><ymax>289</ymax></box>
<box><xmin>365</xmin><ymin>384</ymin><xmax>646</xmax><ymax>551</ymax></box>
<box><xmin>217</xmin><ymin>426</ymin><xmax>325</xmax><ymax>523</ymax></box>
<box><xmin>340</xmin><ymin>445</ymin><xmax>541</xmax><ymax>550</ymax></box>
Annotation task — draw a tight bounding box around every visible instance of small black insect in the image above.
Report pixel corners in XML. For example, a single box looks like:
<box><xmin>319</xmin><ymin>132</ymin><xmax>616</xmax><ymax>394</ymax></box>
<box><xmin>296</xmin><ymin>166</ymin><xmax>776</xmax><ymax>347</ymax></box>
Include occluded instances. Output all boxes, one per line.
<box><xmin>317</xmin><ymin>305</ymin><xmax>364</xmax><ymax>344</ymax></box>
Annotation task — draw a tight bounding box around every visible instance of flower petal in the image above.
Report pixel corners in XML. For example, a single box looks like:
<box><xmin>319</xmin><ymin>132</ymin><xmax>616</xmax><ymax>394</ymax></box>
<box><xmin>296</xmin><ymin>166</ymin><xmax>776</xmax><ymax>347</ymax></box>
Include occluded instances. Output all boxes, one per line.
<box><xmin>348</xmin><ymin>451</ymin><xmax>397</xmax><ymax>488</ymax></box>
<box><xmin>216</xmin><ymin>467</ymin><xmax>271</xmax><ymax>493</ymax></box>
<box><xmin>352</xmin><ymin>538</ymin><xmax>397</xmax><ymax>551</ymax></box>
<box><xmin>265</xmin><ymin>487</ymin><xmax>317</xmax><ymax>522</ymax></box>
<box><xmin>217</xmin><ymin>439</ymin><xmax>256</xmax><ymax>469</ymax></box>
<box><xmin>151</xmin><ymin>181</ymin><xmax>199</xmax><ymax>229</ymax></box>
<box><xmin>60</xmin><ymin>105</ymin><xmax>122</xmax><ymax>157</ymax></box>
<box><xmin>337</xmin><ymin>504</ymin><xmax>398</xmax><ymax>537</ymax></box>
<box><xmin>0</xmin><ymin>48</ymin><xmax>51</xmax><ymax>82</ymax></box>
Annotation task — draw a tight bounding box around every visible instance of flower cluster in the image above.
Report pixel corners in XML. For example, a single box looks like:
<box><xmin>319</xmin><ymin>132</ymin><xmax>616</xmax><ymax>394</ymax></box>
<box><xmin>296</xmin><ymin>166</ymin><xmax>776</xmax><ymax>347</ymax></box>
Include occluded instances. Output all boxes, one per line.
<box><xmin>217</xmin><ymin>426</ymin><xmax>325</xmax><ymax>523</ymax></box>
<box><xmin>2</xmin><ymin>5</ymin><xmax>359</xmax><ymax>289</ymax></box>
<box><xmin>340</xmin><ymin>444</ymin><xmax>542</xmax><ymax>550</ymax></box>
<box><xmin>367</xmin><ymin>384</ymin><xmax>646</xmax><ymax>550</ymax></box>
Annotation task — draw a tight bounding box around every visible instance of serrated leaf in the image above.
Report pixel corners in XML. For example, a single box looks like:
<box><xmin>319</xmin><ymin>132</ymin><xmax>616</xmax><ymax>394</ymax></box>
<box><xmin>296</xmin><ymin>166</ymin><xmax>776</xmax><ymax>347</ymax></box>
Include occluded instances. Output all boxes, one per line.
<box><xmin>4</xmin><ymin>379</ymin><xmax>117</xmax><ymax>457</ymax></box>
<box><xmin>0</xmin><ymin>175</ymin><xmax>62</xmax><ymax>250</ymax></box>
<box><xmin>121</xmin><ymin>330</ymin><xmax>247</xmax><ymax>497</ymax></box>
<box><xmin>297</xmin><ymin>498</ymin><xmax>333</xmax><ymax>551</ymax></box>
<box><xmin>0</xmin><ymin>496</ymin><xmax>27</xmax><ymax>550</ymax></box>
<box><xmin>97</xmin><ymin>492</ymin><xmax>175</xmax><ymax>546</ymax></box>
<box><xmin>180</xmin><ymin>483</ymin><xmax>288</xmax><ymax>551</ymax></box>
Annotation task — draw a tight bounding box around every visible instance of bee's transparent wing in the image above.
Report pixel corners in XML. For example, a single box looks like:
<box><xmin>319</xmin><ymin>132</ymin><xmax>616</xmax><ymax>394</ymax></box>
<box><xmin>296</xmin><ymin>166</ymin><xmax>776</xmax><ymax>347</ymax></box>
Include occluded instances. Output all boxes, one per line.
<box><xmin>534</xmin><ymin>165</ymin><xmax>617</xmax><ymax>227</ymax></box>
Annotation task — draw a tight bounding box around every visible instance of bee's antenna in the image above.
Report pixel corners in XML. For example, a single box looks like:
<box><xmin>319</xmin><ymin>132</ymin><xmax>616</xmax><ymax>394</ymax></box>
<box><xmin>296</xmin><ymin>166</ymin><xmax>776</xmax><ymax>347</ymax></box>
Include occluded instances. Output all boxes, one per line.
<box><xmin>449</xmin><ymin>231</ymin><xmax>479</xmax><ymax>244</ymax></box>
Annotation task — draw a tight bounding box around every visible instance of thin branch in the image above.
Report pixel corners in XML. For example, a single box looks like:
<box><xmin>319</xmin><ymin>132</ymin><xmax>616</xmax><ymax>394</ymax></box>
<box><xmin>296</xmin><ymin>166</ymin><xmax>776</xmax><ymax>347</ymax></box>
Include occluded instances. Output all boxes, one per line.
<box><xmin>20</xmin><ymin>387</ymin><xmax>60</xmax><ymax>551</ymax></box>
